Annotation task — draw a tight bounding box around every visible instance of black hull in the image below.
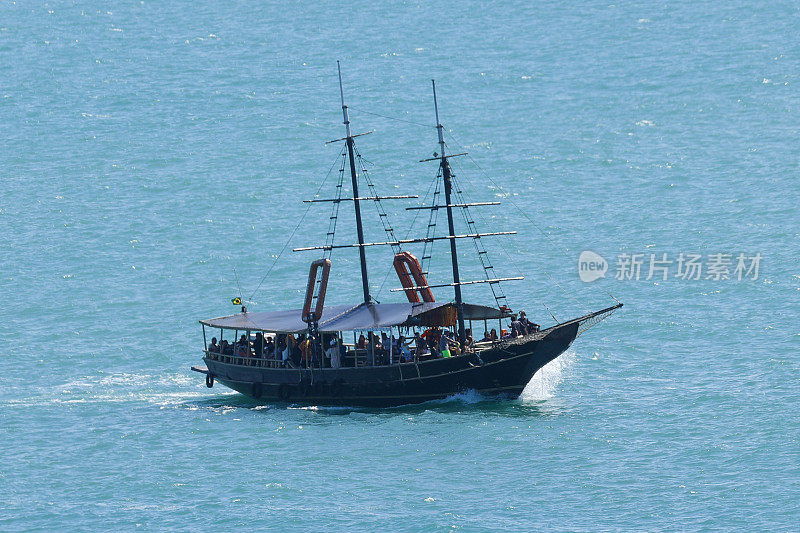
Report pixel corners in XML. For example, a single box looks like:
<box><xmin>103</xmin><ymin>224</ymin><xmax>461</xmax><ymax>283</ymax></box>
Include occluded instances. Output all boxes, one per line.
<box><xmin>199</xmin><ymin>321</ymin><xmax>579</xmax><ymax>407</ymax></box>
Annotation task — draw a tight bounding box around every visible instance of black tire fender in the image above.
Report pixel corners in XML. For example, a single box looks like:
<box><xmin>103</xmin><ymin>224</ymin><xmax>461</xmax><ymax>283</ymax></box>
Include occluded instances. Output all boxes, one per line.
<box><xmin>206</xmin><ymin>374</ymin><xmax>214</xmax><ymax>388</ymax></box>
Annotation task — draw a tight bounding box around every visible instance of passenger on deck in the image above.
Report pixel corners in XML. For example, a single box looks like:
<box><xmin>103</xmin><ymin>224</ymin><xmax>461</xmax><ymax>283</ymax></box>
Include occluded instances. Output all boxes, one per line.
<box><xmin>366</xmin><ymin>332</ymin><xmax>379</xmax><ymax>366</ymax></box>
<box><xmin>464</xmin><ymin>329</ymin><xmax>474</xmax><ymax>352</ymax></box>
<box><xmin>434</xmin><ymin>330</ymin><xmax>444</xmax><ymax>357</ymax></box>
<box><xmin>276</xmin><ymin>335</ymin><xmax>287</xmax><ymax>365</ymax></box>
<box><xmin>392</xmin><ymin>339</ymin><xmax>400</xmax><ymax>361</ymax></box>
<box><xmin>519</xmin><ymin>311</ymin><xmax>540</xmax><ymax>333</ymax></box>
<box><xmin>413</xmin><ymin>332</ymin><xmax>427</xmax><ymax>360</ymax></box>
<box><xmin>298</xmin><ymin>334</ymin><xmax>310</xmax><ymax>366</ymax></box>
<box><xmin>221</xmin><ymin>339</ymin><xmax>233</xmax><ymax>355</ymax></box>
<box><xmin>451</xmin><ymin>332</ymin><xmax>463</xmax><ymax>356</ymax></box>
<box><xmin>439</xmin><ymin>330</ymin><xmax>453</xmax><ymax>358</ymax></box>
<box><xmin>265</xmin><ymin>336</ymin><xmax>275</xmax><ymax>358</ymax></box>
<box><xmin>490</xmin><ymin>328</ymin><xmax>499</xmax><ymax>341</ymax></box>
<box><xmin>357</xmin><ymin>334</ymin><xmax>367</xmax><ymax>349</ymax></box>
<box><xmin>421</xmin><ymin>327</ymin><xmax>438</xmax><ymax>345</ymax></box>
<box><xmin>519</xmin><ymin>316</ymin><xmax>530</xmax><ymax>336</ymax></box>
<box><xmin>287</xmin><ymin>334</ymin><xmax>298</xmax><ymax>366</ymax></box>
<box><xmin>423</xmin><ymin>327</ymin><xmax>441</xmax><ymax>356</ymax></box>
<box><xmin>510</xmin><ymin>315</ymin><xmax>525</xmax><ymax>337</ymax></box>
<box><xmin>252</xmin><ymin>332</ymin><xmax>265</xmax><ymax>358</ymax></box>
<box><xmin>381</xmin><ymin>332</ymin><xmax>390</xmax><ymax>352</ymax></box>
<box><xmin>480</xmin><ymin>330</ymin><xmax>492</xmax><ymax>342</ymax></box>
<box><xmin>373</xmin><ymin>333</ymin><xmax>388</xmax><ymax>365</ymax></box>
<box><xmin>208</xmin><ymin>337</ymin><xmax>220</xmax><ymax>353</ymax></box>
<box><xmin>235</xmin><ymin>334</ymin><xmax>249</xmax><ymax>357</ymax></box>
<box><xmin>326</xmin><ymin>339</ymin><xmax>340</xmax><ymax>369</ymax></box>
<box><xmin>395</xmin><ymin>335</ymin><xmax>412</xmax><ymax>362</ymax></box>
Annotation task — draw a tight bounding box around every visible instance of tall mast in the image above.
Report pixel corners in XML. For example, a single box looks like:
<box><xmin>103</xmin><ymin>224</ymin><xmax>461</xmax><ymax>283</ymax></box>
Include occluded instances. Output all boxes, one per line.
<box><xmin>338</xmin><ymin>61</ymin><xmax>371</xmax><ymax>305</ymax></box>
<box><xmin>432</xmin><ymin>80</ymin><xmax>466</xmax><ymax>343</ymax></box>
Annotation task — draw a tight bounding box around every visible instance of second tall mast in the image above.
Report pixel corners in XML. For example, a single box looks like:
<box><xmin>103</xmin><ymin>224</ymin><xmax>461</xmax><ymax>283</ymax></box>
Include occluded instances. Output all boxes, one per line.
<box><xmin>432</xmin><ymin>80</ymin><xmax>466</xmax><ymax>343</ymax></box>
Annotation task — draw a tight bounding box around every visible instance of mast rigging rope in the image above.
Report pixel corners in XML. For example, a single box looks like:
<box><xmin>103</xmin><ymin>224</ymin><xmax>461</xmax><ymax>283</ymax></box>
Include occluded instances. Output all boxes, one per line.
<box><xmin>348</xmin><ymin>106</ymin><xmax>434</xmax><ymax>129</ymax></box>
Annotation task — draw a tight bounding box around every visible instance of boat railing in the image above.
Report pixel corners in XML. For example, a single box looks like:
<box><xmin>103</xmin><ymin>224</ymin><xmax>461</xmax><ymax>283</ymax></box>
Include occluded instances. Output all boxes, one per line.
<box><xmin>204</xmin><ymin>342</ymin><xmax>500</xmax><ymax>369</ymax></box>
<box><xmin>204</xmin><ymin>349</ymin><xmax>372</xmax><ymax>369</ymax></box>
<box><xmin>204</xmin><ymin>350</ymin><xmax>287</xmax><ymax>368</ymax></box>
<box><xmin>203</xmin><ymin>331</ymin><xmax>546</xmax><ymax>370</ymax></box>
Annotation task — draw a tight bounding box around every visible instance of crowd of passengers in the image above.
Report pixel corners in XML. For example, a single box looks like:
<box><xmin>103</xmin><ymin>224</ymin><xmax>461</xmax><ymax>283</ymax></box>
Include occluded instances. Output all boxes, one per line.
<box><xmin>206</xmin><ymin>311</ymin><xmax>539</xmax><ymax>368</ymax></box>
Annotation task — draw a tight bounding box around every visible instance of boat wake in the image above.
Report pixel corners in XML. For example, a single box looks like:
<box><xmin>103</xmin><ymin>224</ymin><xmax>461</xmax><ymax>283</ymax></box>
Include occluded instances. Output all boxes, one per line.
<box><xmin>426</xmin><ymin>349</ymin><xmax>578</xmax><ymax>406</ymax></box>
<box><xmin>6</xmin><ymin>349</ymin><xmax>578</xmax><ymax>412</ymax></box>
<box><xmin>437</xmin><ymin>388</ymin><xmax>491</xmax><ymax>404</ymax></box>
<box><xmin>519</xmin><ymin>349</ymin><xmax>577</xmax><ymax>402</ymax></box>
<box><xmin>2</xmin><ymin>371</ymin><xmax>236</xmax><ymax>409</ymax></box>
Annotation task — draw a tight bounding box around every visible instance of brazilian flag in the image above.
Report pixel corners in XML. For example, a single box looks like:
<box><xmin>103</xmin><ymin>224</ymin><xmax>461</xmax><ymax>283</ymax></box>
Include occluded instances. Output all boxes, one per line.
<box><xmin>231</xmin><ymin>297</ymin><xmax>242</xmax><ymax>305</ymax></box>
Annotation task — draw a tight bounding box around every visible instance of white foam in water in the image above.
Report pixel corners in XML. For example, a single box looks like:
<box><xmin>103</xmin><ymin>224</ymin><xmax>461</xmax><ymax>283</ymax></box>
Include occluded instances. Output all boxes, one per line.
<box><xmin>4</xmin><ymin>372</ymin><xmax>234</xmax><ymax>409</ymax></box>
<box><xmin>426</xmin><ymin>350</ymin><xmax>579</xmax><ymax>405</ymax></box>
<box><xmin>520</xmin><ymin>349</ymin><xmax>577</xmax><ymax>402</ymax></box>
<box><xmin>290</xmin><ymin>404</ymin><xmax>353</xmax><ymax>412</ymax></box>
<box><xmin>439</xmin><ymin>388</ymin><xmax>487</xmax><ymax>404</ymax></box>
<box><xmin>7</xmin><ymin>352</ymin><xmax>578</xmax><ymax>410</ymax></box>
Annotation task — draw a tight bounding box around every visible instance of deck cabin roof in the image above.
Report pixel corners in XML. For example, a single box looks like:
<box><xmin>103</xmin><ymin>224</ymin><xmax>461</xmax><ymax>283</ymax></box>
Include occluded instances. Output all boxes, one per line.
<box><xmin>200</xmin><ymin>301</ymin><xmax>510</xmax><ymax>333</ymax></box>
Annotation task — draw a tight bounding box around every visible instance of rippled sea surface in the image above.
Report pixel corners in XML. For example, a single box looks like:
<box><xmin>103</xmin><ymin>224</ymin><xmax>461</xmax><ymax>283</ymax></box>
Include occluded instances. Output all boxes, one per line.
<box><xmin>2</xmin><ymin>1</ymin><xmax>799</xmax><ymax>530</ymax></box>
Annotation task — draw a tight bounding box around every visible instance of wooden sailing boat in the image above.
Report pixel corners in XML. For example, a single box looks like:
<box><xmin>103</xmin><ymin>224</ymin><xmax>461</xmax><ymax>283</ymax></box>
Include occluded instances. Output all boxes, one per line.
<box><xmin>192</xmin><ymin>64</ymin><xmax>622</xmax><ymax>407</ymax></box>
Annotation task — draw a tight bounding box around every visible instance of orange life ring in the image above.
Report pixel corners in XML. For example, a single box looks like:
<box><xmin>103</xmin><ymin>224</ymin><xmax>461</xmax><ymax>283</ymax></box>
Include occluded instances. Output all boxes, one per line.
<box><xmin>393</xmin><ymin>252</ymin><xmax>435</xmax><ymax>303</ymax></box>
<box><xmin>302</xmin><ymin>258</ymin><xmax>331</xmax><ymax>322</ymax></box>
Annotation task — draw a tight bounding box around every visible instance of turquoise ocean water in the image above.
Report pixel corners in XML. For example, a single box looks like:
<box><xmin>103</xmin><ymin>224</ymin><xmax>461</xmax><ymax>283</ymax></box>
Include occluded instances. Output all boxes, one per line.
<box><xmin>2</xmin><ymin>1</ymin><xmax>799</xmax><ymax>530</ymax></box>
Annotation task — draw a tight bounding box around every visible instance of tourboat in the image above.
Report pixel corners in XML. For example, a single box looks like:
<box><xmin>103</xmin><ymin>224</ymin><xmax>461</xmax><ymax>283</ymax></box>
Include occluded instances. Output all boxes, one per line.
<box><xmin>192</xmin><ymin>64</ymin><xmax>622</xmax><ymax>407</ymax></box>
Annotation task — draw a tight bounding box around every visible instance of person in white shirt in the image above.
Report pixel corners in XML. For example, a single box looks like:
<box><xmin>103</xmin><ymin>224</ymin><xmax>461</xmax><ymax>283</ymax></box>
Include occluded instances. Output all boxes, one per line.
<box><xmin>326</xmin><ymin>338</ymin><xmax>340</xmax><ymax>369</ymax></box>
<box><xmin>396</xmin><ymin>335</ymin><xmax>412</xmax><ymax>362</ymax></box>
